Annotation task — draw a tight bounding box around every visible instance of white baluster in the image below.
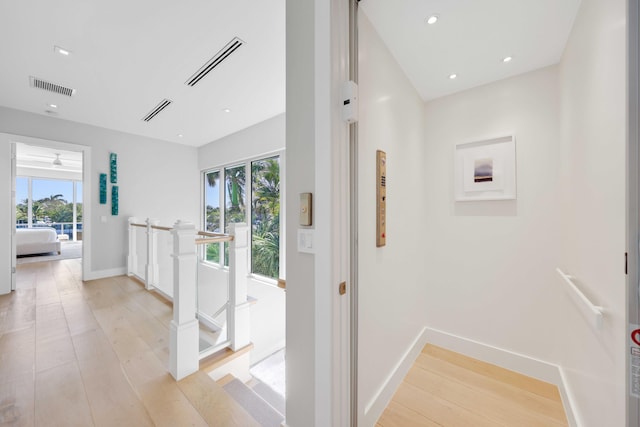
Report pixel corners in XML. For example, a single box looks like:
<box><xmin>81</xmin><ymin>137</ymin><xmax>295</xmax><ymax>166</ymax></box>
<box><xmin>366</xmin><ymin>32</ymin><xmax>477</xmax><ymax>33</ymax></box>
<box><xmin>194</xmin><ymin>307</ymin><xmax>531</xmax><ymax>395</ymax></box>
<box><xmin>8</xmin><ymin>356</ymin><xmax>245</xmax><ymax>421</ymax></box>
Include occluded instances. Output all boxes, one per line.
<box><xmin>228</xmin><ymin>223</ymin><xmax>251</xmax><ymax>351</ymax></box>
<box><xmin>145</xmin><ymin>218</ymin><xmax>160</xmax><ymax>291</ymax></box>
<box><xmin>169</xmin><ymin>220</ymin><xmax>199</xmax><ymax>380</ymax></box>
<box><xmin>127</xmin><ymin>217</ymin><xmax>138</xmax><ymax>277</ymax></box>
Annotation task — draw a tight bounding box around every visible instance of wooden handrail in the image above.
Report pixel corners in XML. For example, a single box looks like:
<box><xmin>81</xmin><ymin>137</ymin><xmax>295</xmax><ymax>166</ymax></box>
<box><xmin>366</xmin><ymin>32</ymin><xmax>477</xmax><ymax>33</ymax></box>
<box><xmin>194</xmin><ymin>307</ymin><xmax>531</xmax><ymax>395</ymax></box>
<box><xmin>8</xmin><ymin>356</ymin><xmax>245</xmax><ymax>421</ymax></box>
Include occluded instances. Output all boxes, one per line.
<box><xmin>198</xmin><ymin>231</ymin><xmax>230</xmax><ymax>238</ymax></box>
<box><xmin>132</xmin><ymin>221</ymin><xmax>233</xmax><ymax>241</ymax></box>
<box><xmin>195</xmin><ymin>231</ymin><xmax>234</xmax><ymax>244</ymax></box>
<box><xmin>195</xmin><ymin>236</ymin><xmax>234</xmax><ymax>245</ymax></box>
<box><xmin>130</xmin><ymin>223</ymin><xmax>173</xmax><ymax>232</ymax></box>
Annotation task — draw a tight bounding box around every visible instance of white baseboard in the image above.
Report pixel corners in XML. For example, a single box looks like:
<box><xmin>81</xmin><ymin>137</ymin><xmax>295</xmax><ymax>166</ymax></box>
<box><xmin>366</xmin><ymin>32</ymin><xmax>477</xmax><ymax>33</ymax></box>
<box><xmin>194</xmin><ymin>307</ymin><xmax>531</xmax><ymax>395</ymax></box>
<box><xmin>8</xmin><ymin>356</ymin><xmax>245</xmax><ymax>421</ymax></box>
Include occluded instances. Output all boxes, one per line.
<box><xmin>363</xmin><ymin>327</ymin><xmax>429</xmax><ymax>426</ymax></box>
<box><xmin>83</xmin><ymin>267</ymin><xmax>127</xmax><ymax>281</ymax></box>
<box><xmin>423</xmin><ymin>327</ymin><xmax>579</xmax><ymax>427</ymax></box>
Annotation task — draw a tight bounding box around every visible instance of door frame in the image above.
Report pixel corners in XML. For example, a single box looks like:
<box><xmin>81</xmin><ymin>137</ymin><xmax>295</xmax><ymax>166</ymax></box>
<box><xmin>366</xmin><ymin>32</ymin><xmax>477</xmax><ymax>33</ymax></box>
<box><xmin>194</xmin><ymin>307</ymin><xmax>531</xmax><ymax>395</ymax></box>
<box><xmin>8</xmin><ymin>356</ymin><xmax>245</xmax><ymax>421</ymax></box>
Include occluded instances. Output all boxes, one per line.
<box><xmin>9</xmin><ymin>135</ymin><xmax>92</xmax><ymax>281</ymax></box>
<box><xmin>628</xmin><ymin>0</ymin><xmax>640</xmax><ymax>425</ymax></box>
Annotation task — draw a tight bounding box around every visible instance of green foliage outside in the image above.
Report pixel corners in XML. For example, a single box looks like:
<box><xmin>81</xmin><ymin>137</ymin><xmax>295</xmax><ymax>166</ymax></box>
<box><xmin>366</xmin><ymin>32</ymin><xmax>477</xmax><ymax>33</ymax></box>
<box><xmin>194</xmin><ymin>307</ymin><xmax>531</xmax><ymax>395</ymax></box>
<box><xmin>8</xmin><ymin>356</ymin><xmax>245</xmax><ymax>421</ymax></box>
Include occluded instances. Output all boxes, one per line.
<box><xmin>251</xmin><ymin>158</ymin><xmax>280</xmax><ymax>279</ymax></box>
<box><xmin>16</xmin><ymin>194</ymin><xmax>83</xmax><ymax>225</ymax></box>
<box><xmin>203</xmin><ymin>158</ymin><xmax>280</xmax><ymax>279</ymax></box>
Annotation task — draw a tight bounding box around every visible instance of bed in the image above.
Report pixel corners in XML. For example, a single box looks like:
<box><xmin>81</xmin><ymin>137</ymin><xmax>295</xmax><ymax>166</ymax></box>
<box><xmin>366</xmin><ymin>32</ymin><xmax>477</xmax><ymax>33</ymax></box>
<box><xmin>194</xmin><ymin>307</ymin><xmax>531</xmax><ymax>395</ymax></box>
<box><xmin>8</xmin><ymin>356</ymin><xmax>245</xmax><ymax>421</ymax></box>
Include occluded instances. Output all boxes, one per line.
<box><xmin>16</xmin><ymin>228</ymin><xmax>61</xmax><ymax>256</ymax></box>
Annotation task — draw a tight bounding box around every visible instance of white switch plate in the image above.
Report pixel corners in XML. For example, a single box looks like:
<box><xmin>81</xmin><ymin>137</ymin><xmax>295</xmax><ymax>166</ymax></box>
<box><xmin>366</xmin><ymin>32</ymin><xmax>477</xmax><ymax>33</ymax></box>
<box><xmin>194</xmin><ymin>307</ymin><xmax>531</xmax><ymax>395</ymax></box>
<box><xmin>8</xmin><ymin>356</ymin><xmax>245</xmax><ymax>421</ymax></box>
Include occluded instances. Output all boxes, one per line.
<box><xmin>297</xmin><ymin>229</ymin><xmax>315</xmax><ymax>254</ymax></box>
<box><xmin>101</xmin><ymin>216</ymin><xmax>107</xmax><ymax>223</ymax></box>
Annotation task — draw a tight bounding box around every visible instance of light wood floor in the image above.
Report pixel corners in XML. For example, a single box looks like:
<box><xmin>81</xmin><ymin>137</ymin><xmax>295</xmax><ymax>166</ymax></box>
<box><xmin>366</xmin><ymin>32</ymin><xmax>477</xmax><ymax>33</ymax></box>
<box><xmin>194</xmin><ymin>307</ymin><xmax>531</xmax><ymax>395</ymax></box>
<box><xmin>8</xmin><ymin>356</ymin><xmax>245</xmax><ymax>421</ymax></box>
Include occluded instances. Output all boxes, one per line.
<box><xmin>377</xmin><ymin>344</ymin><xmax>569</xmax><ymax>427</ymax></box>
<box><xmin>0</xmin><ymin>259</ymin><xmax>258</xmax><ymax>427</ymax></box>
<box><xmin>3</xmin><ymin>259</ymin><xmax>570</xmax><ymax>427</ymax></box>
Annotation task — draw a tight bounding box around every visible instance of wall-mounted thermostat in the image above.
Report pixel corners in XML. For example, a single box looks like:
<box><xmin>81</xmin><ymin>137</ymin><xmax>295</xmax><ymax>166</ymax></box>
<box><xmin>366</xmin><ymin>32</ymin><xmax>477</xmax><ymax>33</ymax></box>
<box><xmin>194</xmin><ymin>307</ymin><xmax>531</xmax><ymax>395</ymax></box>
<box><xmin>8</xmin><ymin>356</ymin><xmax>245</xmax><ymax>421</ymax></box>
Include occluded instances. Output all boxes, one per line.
<box><xmin>377</xmin><ymin>150</ymin><xmax>386</xmax><ymax>247</ymax></box>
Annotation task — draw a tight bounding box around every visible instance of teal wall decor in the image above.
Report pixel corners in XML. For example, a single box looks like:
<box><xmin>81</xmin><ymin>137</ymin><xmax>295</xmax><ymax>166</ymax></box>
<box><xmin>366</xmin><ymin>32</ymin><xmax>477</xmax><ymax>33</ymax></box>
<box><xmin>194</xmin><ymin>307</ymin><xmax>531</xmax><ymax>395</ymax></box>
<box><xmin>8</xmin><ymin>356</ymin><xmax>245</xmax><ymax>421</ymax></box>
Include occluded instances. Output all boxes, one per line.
<box><xmin>112</xmin><ymin>185</ymin><xmax>119</xmax><ymax>215</ymax></box>
<box><xmin>110</xmin><ymin>152</ymin><xmax>118</xmax><ymax>183</ymax></box>
<box><xmin>99</xmin><ymin>173</ymin><xmax>107</xmax><ymax>204</ymax></box>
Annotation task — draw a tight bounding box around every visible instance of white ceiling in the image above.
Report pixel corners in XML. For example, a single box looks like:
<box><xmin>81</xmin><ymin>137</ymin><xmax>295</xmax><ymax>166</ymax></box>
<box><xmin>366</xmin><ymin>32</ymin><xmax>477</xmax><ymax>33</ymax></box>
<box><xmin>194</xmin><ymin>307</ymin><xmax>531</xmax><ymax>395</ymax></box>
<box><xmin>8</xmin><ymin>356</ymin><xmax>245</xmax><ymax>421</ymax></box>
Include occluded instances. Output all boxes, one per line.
<box><xmin>360</xmin><ymin>0</ymin><xmax>582</xmax><ymax>101</ymax></box>
<box><xmin>1</xmin><ymin>1</ymin><xmax>581</xmax><ymax>148</ymax></box>
<box><xmin>0</xmin><ymin>0</ymin><xmax>285</xmax><ymax>147</ymax></box>
<box><xmin>16</xmin><ymin>143</ymin><xmax>83</xmax><ymax>174</ymax></box>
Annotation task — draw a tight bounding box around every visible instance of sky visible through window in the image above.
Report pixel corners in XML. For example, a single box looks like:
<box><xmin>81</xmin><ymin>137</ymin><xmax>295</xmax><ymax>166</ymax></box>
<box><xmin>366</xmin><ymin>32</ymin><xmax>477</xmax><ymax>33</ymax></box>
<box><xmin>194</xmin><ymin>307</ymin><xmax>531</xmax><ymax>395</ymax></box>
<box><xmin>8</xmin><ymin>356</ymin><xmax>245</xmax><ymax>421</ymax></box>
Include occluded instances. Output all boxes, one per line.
<box><xmin>16</xmin><ymin>177</ymin><xmax>83</xmax><ymax>203</ymax></box>
<box><xmin>206</xmin><ymin>181</ymin><xmax>219</xmax><ymax>206</ymax></box>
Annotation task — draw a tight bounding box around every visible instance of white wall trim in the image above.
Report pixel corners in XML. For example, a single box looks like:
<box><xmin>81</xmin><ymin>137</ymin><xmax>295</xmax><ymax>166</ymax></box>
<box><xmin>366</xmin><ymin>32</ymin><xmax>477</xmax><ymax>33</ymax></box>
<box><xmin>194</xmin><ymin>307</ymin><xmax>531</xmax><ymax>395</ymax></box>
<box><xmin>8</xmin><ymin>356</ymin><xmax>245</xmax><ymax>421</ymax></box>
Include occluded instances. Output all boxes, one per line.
<box><xmin>363</xmin><ymin>327</ymin><xmax>429</xmax><ymax>426</ymax></box>
<box><xmin>84</xmin><ymin>267</ymin><xmax>127</xmax><ymax>281</ymax></box>
<box><xmin>424</xmin><ymin>327</ymin><xmax>579</xmax><ymax>427</ymax></box>
<box><xmin>558</xmin><ymin>366</ymin><xmax>581</xmax><ymax>427</ymax></box>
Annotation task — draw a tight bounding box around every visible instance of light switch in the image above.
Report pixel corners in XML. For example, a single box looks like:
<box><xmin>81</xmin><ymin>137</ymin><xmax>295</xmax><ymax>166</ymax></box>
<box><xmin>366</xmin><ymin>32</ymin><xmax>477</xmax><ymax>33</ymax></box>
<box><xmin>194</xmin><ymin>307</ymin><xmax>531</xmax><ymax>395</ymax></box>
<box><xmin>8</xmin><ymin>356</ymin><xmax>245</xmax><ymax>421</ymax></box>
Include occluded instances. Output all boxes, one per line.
<box><xmin>297</xmin><ymin>229</ymin><xmax>315</xmax><ymax>254</ymax></box>
<box><xmin>300</xmin><ymin>193</ymin><xmax>312</xmax><ymax>226</ymax></box>
<box><xmin>101</xmin><ymin>216</ymin><xmax>107</xmax><ymax>223</ymax></box>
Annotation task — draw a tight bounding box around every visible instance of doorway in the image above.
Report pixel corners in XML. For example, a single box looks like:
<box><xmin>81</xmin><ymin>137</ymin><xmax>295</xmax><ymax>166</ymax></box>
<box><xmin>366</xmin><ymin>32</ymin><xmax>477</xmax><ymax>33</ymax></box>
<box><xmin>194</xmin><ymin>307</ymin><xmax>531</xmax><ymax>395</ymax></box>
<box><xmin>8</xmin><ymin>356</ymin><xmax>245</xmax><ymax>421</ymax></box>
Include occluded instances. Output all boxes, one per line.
<box><xmin>8</xmin><ymin>135</ymin><xmax>92</xmax><ymax>286</ymax></box>
<box><xmin>15</xmin><ymin>144</ymin><xmax>84</xmax><ymax>267</ymax></box>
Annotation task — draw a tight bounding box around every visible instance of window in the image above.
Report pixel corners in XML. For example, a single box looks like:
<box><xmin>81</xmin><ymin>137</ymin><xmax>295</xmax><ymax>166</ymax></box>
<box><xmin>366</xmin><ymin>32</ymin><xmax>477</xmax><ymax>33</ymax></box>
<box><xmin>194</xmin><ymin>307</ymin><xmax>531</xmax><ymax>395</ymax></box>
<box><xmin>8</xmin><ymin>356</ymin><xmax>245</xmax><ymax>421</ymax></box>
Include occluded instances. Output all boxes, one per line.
<box><xmin>224</xmin><ymin>165</ymin><xmax>247</xmax><ymax>266</ymax></box>
<box><xmin>16</xmin><ymin>177</ymin><xmax>83</xmax><ymax>240</ymax></box>
<box><xmin>204</xmin><ymin>170</ymin><xmax>221</xmax><ymax>263</ymax></box>
<box><xmin>251</xmin><ymin>157</ymin><xmax>280</xmax><ymax>279</ymax></box>
<box><xmin>202</xmin><ymin>154</ymin><xmax>281</xmax><ymax>280</ymax></box>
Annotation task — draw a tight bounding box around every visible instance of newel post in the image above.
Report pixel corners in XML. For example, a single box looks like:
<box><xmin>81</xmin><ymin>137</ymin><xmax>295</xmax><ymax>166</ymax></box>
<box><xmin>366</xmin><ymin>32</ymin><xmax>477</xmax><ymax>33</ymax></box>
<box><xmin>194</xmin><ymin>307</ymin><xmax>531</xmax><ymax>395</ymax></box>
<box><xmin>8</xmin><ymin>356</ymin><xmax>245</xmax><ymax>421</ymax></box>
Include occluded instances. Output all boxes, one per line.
<box><xmin>145</xmin><ymin>218</ymin><xmax>160</xmax><ymax>291</ymax></box>
<box><xmin>127</xmin><ymin>217</ymin><xmax>138</xmax><ymax>277</ymax></box>
<box><xmin>169</xmin><ymin>220</ymin><xmax>199</xmax><ymax>380</ymax></box>
<box><xmin>228</xmin><ymin>223</ymin><xmax>251</xmax><ymax>351</ymax></box>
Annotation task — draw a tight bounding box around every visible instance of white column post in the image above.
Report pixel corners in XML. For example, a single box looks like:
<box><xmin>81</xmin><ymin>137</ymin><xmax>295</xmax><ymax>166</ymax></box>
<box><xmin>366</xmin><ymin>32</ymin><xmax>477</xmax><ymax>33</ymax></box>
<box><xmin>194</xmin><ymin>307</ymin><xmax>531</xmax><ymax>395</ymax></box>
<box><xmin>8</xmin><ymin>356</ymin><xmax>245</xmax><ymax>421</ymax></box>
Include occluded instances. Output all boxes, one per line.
<box><xmin>228</xmin><ymin>222</ymin><xmax>251</xmax><ymax>351</ymax></box>
<box><xmin>169</xmin><ymin>220</ymin><xmax>199</xmax><ymax>381</ymax></box>
<box><xmin>127</xmin><ymin>217</ymin><xmax>138</xmax><ymax>277</ymax></box>
<box><xmin>145</xmin><ymin>218</ymin><xmax>160</xmax><ymax>291</ymax></box>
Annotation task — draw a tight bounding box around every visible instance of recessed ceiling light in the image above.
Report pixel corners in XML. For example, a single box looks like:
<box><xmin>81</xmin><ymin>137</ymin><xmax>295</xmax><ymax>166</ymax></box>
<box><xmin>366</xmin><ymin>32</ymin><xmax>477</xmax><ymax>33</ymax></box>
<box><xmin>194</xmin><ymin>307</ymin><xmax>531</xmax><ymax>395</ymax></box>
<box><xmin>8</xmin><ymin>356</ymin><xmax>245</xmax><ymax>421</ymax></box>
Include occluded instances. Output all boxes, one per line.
<box><xmin>177</xmin><ymin>134</ymin><xmax>183</xmax><ymax>138</ymax></box>
<box><xmin>47</xmin><ymin>103</ymin><xmax>58</xmax><ymax>109</ymax></box>
<box><xmin>502</xmin><ymin>56</ymin><xmax>513</xmax><ymax>63</ymax></box>
<box><xmin>223</xmin><ymin>108</ymin><xmax>231</xmax><ymax>113</ymax></box>
<box><xmin>449</xmin><ymin>74</ymin><xmax>457</xmax><ymax>80</ymax></box>
<box><xmin>426</xmin><ymin>15</ymin><xmax>439</xmax><ymax>25</ymax></box>
<box><xmin>54</xmin><ymin>45</ymin><xmax>71</xmax><ymax>56</ymax></box>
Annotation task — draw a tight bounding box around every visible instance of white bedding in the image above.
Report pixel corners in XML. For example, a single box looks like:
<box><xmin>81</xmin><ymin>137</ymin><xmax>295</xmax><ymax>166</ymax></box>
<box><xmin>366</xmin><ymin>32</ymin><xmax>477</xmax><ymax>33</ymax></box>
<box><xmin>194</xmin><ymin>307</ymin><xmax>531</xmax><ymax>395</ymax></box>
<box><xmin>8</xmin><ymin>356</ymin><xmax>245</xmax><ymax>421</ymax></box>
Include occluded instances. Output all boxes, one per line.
<box><xmin>16</xmin><ymin>228</ymin><xmax>61</xmax><ymax>256</ymax></box>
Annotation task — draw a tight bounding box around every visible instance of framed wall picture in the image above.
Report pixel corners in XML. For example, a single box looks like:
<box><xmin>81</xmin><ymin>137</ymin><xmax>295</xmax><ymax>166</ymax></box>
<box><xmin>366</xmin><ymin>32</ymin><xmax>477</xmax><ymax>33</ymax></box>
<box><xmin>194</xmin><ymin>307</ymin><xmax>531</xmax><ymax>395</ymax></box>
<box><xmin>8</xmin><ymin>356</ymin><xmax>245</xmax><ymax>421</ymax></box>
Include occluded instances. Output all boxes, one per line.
<box><xmin>454</xmin><ymin>135</ymin><xmax>516</xmax><ymax>201</ymax></box>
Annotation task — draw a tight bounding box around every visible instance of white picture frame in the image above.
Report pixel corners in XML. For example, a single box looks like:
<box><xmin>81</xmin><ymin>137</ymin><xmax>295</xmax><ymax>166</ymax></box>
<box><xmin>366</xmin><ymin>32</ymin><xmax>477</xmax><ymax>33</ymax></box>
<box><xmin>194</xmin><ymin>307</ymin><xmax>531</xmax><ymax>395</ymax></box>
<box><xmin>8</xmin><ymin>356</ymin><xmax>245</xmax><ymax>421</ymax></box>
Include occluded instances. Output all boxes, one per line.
<box><xmin>454</xmin><ymin>135</ymin><xmax>516</xmax><ymax>201</ymax></box>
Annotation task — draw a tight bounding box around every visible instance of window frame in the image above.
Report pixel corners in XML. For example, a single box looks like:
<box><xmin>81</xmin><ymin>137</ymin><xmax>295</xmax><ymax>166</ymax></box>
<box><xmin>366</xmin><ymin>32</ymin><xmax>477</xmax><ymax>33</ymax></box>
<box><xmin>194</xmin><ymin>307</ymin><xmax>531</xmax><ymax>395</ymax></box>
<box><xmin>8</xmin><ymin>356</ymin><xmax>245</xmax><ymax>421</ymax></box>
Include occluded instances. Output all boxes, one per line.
<box><xmin>200</xmin><ymin>150</ymin><xmax>284</xmax><ymax>284</ymax></box>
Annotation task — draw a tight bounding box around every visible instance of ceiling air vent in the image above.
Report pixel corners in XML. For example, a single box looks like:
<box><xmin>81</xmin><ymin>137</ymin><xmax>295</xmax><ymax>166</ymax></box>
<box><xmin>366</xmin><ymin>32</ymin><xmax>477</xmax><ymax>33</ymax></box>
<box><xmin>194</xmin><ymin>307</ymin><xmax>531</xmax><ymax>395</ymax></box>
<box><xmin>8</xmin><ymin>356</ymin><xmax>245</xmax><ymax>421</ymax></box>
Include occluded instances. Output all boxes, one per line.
<box><xmin>29</xmin><ymin>76</ymin><xmax>76</xmax><ymax>97</ymax></box>
<box><xmin>142</xmin><ymin>99</ymin><xmax>173</xmax><ymax>122</ymax></box>
<box><xmin>185</xmin><ymin>37</ymin><xmax>244</xmax><ymax>87</ymax></box>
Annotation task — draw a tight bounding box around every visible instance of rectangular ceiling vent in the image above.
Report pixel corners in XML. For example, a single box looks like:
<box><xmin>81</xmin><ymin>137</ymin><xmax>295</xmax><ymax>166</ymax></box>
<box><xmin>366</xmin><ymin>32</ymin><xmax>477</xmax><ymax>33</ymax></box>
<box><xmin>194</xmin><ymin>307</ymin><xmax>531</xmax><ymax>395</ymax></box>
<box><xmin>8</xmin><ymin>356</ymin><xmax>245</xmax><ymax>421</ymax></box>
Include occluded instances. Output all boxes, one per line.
<box><xmin>185</xmin><ymin>37</ymin><xmax>244</xmax><ymax>87</ymax></box>
<box><xmin>29</xmin><ymin>76</ymin><xmax>76</xmax><ymax>97</ymax></box>
<box><xmin>142</xmin><ymin>98</ymin><xmax>173</xmax><ymax>122</ymax></box>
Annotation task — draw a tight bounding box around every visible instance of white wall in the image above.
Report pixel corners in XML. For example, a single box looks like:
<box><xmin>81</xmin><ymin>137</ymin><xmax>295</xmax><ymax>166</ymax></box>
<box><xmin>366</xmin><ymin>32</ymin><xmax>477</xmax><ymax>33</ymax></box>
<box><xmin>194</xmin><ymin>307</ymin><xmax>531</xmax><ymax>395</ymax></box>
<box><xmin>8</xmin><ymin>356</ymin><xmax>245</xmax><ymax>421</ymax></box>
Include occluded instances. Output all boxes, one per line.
<box><xmin>285</xmin><ymin>0</ymin><xmax>319</xmax><ymax>424</ymax></box>
<box><xmin>0</xmin><ymin>140</ymin><xmax>11</xmax><ymax>293</ymax></box>
<box><xmin>558</xmin><ymin>0</ymin><xmax>627</xmax><ymax>424</ymax></box>
<box><xmin>197</xmin><ymin>112</ymin><xmax>287</xmax><ymax>367</ymax></box>
<box><xmin>421</xmin><ymin>66</ymin><xmax>563</xmax><ymax>363</ymax></box>
<box><xmin>197</xmin><ymin>263</ymin><xmax>286</xmax><ymax>365</ymax></box>
<box><xmin>357</xmin><ymin>12</ymin><xmax>429</xmax><ymax>425</ymax></box>
<box><xmin>286</xmin><ymin>0</ymin><xmax>352</xmax><ymax>425</ymax></box>
<box><xmin>0</xmin><ymin>106</ymin><xmax>199</xmax><ymax>281</ymax></box>
<box><xmin>198</xmin><ymin>114</ymin><xmax>285</xmax><ymax>171</ymax></box>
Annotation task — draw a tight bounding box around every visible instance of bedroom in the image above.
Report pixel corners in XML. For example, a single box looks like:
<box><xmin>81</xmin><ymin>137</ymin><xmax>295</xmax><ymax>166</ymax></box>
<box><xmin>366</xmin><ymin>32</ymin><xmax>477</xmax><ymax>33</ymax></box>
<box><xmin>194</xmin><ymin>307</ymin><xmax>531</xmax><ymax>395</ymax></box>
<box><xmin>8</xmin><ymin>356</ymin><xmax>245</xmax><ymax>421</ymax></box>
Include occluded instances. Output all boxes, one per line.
<box><xmin>14</xmin><ymin>143</ymin><xmax>83</xmax><ymax>264</ymax></box>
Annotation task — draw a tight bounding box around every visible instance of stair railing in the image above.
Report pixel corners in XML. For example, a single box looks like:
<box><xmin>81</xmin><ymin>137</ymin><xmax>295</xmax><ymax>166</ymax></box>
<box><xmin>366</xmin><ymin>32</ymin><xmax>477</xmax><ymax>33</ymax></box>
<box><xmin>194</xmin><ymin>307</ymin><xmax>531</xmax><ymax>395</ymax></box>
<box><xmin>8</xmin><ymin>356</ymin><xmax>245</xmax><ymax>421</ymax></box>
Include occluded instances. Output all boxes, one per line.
<box><xmin>127</xmin><ymin>217</ymin><xmax>251</xmax><ymax>380</ymax></box>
